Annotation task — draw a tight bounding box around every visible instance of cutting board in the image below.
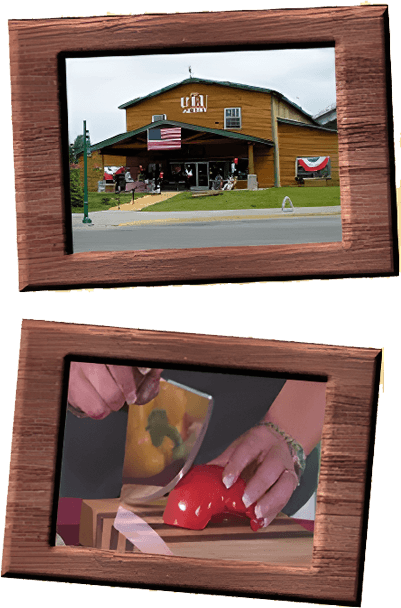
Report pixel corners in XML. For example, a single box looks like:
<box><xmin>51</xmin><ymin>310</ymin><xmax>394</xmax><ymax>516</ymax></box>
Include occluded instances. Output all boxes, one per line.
<box><xmin>117</xmin><ymin>498</ymin><xmax>314</xmax><ymax>565</ymax></box>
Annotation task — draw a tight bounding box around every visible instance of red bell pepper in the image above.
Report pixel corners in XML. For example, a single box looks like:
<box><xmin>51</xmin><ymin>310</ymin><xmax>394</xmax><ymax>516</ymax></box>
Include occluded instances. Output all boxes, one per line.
<box><xmin>163</xmin><ymin>464</ymin><xmax>264</xmax><ymax>531</ymax></box>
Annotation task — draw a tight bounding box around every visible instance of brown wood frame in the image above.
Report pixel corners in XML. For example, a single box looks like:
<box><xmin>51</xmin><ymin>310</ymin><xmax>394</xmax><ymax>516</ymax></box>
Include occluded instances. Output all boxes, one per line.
<box><xmin>2</xmin><ymin>320</ymin><xmax>381</xmax><ymax>605</ymax></box>
<box><xmin>9</xmin><ymin>6</ymin><xmax>398</xmax><ymax>291</ymax></box>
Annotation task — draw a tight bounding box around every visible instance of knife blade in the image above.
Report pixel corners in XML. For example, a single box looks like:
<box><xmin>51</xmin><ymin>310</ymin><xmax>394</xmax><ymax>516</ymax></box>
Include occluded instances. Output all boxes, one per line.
<box><xmin>113</xmin><ymin>505</ymin><xmax>173</xmax><ymax>555</ymax></box>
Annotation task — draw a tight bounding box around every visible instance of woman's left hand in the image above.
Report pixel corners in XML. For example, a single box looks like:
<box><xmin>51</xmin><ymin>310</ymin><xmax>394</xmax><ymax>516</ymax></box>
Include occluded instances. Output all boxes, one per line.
<box><xmin>67</xmin><ymin>363</ymin><xmax>163</xmax><ymax>420</ymax></box>
<box><xmin>208</xmin><ymin>424</ymin><xmax>299</xmax><ymax>528</ymax></box>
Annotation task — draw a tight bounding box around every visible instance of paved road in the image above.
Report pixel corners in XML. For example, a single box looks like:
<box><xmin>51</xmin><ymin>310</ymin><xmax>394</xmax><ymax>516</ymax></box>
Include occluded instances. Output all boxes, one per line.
<box><xmin>72</xmin><ymin>215</ymin><xmax>342</xmax><ymax>252</ymax></box>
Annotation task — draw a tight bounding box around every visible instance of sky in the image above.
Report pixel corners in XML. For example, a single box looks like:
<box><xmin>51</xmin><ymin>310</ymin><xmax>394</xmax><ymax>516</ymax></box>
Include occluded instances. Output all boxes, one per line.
<box><xmin>66</xmin><ymin>47</ymin><xmax>336</xmax><ymax>145</ymax></box>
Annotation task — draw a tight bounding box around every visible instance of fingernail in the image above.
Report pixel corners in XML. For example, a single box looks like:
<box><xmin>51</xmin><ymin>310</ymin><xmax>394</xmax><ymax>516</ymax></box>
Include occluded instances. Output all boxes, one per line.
<box><xmin>126</xmin><ymin>389</ymin><xmax>138</xmax><ymax>404</ymax></box>
<box><xmin>135</xmin><ymin>378</ymin><xmax>159</xmax><ymax>405</ymax></box>
<box><xmin>137</xmin><ymin>367</ymin><xmax>151</xmax><ymax>375</ymax></box>
<box><xmin>255</xmin><ymin>505</ymin><xmax>274</xmax><ymax>523</ymax></box>
<box><xmin>222</xmin><ymin>474</ymin><xmax>236</xmax><ymax>489</ymax></box>
<box><xmin>262</xmin><ymin>517</ymin><xmax>271</xmax><ymax>528</ymax></box>
<box><xmin>242</xmin><ymin>492</ymin><xmax>253</xmax><ymax>509</ymax></box>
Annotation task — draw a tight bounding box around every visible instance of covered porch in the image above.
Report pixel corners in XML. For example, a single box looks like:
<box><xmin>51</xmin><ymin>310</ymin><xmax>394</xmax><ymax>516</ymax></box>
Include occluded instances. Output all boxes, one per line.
<box><xmin>91</xmin><ymin>119</ymin><xmax>274</xmax><ymax>191</ymax></box>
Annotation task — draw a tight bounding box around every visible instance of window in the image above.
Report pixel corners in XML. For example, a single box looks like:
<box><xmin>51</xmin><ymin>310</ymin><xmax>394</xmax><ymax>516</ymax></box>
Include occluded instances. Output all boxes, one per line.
<box><xmin>224</xmin><ymin>108</ymin><xmax>241</xmax><ymax>129</ymax></box>
<box><xmin>296</xmin><ymin>156</ymin><xmax>331</xmax><ymax>179</ymax></box>
<box><xmin>152</xmin><ymin>114</ymin><xmax>167</xmax><ymax>122</ymax></box>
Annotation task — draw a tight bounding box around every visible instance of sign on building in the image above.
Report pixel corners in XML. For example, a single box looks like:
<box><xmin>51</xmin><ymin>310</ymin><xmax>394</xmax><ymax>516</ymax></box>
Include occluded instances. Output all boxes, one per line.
<box><xmin>181</xmin><ymin>92</ymin><xmax>208</xmax><ymax>113</ymax></box>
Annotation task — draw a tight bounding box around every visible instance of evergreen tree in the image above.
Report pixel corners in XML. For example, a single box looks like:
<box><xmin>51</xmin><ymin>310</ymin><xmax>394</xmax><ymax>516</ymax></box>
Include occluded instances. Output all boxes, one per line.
<box><xmin>72</xmin><ymin>132</ymin><xmax>91</xmax><ymax>159</ymax></box>
<box><xmin>70</xmin><ymin>168</ymin><xmax>84</xmax><ymax>208</ymax></box>
<box><xmin>69</xmin><ymin>128</ymin><xmax>90</xmax><ymax>209</ymax></box>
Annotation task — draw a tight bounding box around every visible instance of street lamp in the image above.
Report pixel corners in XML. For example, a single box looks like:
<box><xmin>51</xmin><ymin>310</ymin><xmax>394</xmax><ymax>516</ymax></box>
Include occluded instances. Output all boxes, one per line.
<box><xmin>82</xmin><ymin>120</ymin><xmax>92</xmax><ymax>224</ymax></box>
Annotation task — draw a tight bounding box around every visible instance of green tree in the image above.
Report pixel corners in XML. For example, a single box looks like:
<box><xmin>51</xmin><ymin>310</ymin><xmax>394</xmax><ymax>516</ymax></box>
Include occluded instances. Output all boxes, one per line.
<box><xmin>69</xmin><ymin>127</ymin><xmax>90</xmax><ymax>209</ymax></box>
<box><xmin>68</xmin><ymin>132</ymin><xmax>91</xmax><ymax>165</ymax></box>
<box><xmin>70</xmin><ymin>168</ymin><xmax>84</xmax><ymax>208</ymax></box>
<box><xmin>69</xmin><ymin>143</ymin><xmax>77</xmax><ymax>164</ymax></box>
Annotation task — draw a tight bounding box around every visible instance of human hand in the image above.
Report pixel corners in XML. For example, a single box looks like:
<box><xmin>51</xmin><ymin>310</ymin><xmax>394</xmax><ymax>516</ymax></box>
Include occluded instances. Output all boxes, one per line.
<box><xmin>208</xmin><ymin>425</ymin><xmax>299</xmax><ymax>528</ymax></box>
<box><xmin>67</xmin><ymin>363</ymin><xmax>163</xmax><ymax>420</ymax></box>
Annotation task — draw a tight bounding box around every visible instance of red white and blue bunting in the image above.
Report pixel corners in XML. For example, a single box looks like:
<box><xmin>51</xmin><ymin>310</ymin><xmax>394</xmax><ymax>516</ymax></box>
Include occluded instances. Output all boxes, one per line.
<box><xmin>298</xmin><ymin>156</ymin><xmax>329</xmax><ymax>172</ymax></box>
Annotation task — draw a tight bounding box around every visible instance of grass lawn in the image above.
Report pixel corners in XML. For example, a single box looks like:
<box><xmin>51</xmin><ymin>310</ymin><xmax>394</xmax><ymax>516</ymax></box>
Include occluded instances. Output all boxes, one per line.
<box><xmin>142</xmin><ymin>186</ymin><xmax>341</xmax><ymax>212</ymax></box>
<box><xmin>71</xmin><ymin>191</ymin><xmax>148</xmax><ymax>213</ymax></box>
<box><xmin>70</xmin><ymin>186</ymin><xmax>341</xmax><ymax>213</ymax></box>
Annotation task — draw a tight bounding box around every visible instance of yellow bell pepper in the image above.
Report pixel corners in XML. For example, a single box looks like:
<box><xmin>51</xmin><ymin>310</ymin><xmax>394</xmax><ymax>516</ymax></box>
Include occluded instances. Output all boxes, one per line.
<box><xmin>122</xmin><ymin>380</ymin><xmax>188</xmax><ymax>479</ymax></box>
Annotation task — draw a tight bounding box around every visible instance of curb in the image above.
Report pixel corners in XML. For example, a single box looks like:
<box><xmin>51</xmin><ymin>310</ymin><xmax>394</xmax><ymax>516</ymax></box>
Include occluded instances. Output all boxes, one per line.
<box><xmin>72</xmin><ymin>207</ymin><xmax>342</xmax><ymax>229</ymax></box>
<box><xmin>117</xmin><ymin>210</ymin><xmax>341</xmax><ymax>227</ymax></box>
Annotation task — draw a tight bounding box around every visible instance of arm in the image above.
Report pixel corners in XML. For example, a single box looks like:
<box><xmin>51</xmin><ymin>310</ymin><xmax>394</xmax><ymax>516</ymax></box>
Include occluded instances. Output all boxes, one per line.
<box><xmin>262</xmin><ymin>380</ymin><xmax>326</xmax><ymax>455</ymax></box>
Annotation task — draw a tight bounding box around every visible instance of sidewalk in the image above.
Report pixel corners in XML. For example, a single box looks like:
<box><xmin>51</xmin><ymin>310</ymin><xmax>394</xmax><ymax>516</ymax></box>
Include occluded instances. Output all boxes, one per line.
<box><xmin>72</xmin><ymin>206</ymin><xmax>341</xmax><ymax>229</ymax></box>
<box><xmin>108</xmin><ymin>191</ymin><xmax>179</xmax><ymax>211</ymax></box>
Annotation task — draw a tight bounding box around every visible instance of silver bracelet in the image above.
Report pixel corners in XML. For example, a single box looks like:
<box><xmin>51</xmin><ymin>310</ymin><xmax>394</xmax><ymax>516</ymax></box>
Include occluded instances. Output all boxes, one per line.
<box><xmin>255</xmin><ymin>421</ymin><xmax>306</xmax><ymax>483</ymax></box>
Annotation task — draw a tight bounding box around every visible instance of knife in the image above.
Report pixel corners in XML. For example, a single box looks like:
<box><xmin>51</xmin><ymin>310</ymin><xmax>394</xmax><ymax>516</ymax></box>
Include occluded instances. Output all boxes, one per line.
<box><xmin>115</xmin><ymin>379</ymin><xmax>213</xmax><ymax>554</ymax></box>
<box><xmin>120</xmin><ymin>378</ymin><xmax>214</xmax><ymax>503</ymax></box>
<box><xmin>113</xmin><ymin>505</ymin><xmax>173</xmax><ymax>556</ymax></box>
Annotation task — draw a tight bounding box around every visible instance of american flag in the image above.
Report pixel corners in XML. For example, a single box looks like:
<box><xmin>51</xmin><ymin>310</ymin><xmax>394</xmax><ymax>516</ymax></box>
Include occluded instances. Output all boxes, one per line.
<box><xmin>147</xmin><ymin>127</ymin><xmax>181</xmax><ymax>150</ymax></box>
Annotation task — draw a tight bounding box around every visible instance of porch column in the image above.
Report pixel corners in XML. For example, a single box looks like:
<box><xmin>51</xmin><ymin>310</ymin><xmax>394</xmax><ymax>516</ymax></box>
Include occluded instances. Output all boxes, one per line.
<box><xmin>248</xmin><ymin>143</ymin><xmax>255</xmax><ymax>174</ymax></box>
<box><xmin>247</xmin><ymin>143</ymin><xmax>258</xmax><ymax>190</ymax></box>
<box><xmin>271</xmin><ymin>95</ymin><xmax>280</xmax><ymax>187</ymax></box>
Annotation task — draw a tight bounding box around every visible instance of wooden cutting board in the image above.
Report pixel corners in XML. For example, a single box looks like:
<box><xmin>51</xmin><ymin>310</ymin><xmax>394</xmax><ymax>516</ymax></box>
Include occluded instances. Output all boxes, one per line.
<box><xmin>119</xmin><ymin>499</ymin><xmax>314</xmax><ymax>565</ymax></box>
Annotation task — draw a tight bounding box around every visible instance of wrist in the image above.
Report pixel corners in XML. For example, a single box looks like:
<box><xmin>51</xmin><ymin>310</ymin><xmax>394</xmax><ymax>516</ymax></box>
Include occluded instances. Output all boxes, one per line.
<box><xmin>255</xmin><ymin>420</ymin><xmax>306</xmax><ymax>484</ymax></box>
<box><xmin>263</xmin><ymin>380</ymin><xmax>326</xmax><ymax>455</ymax></box>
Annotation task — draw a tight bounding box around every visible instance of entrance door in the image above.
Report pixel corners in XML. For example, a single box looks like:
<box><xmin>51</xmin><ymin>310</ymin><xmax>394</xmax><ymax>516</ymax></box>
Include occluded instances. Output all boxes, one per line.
<box><xmin>196</xmin><ymin>162</ymin><xmax>209</xmax><ymax>190</ymax></box>
<box><xmin>169</xmin><ymin>161</ymin><xmax>210</xmax><ymax>190</ymax></box>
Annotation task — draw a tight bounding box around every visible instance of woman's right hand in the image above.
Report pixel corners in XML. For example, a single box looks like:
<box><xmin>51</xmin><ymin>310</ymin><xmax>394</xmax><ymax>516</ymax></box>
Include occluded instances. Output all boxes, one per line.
<box><xmin>67</xmin><ymin>363</ymin><xmax>163</xmax><ymax>420</ymax></box>
<box><xmin>208</xmin><ymin>424</ymin><xmax>299</xmax><ymax>528</ymax></box>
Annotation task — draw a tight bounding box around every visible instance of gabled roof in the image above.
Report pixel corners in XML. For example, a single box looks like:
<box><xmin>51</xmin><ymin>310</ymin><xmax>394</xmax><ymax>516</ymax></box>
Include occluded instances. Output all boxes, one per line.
<box><xmin>313</xmin><ymin>103</ymin><xmax>337</xmax><ymax>122</ymax></box>
<box><xmin>277</xmin><ymin>117</ymin><xmax>337</xmax><ymax>133</ymax></box>
<box><xmin>89</xmin><ymin>119</ymin><xmax>274</xmax><ymax>152</ymax></box>
<box><xmin>118</xmin><ymin>77</ymin><xmax>319</xmax><ymax>125</ymax></box>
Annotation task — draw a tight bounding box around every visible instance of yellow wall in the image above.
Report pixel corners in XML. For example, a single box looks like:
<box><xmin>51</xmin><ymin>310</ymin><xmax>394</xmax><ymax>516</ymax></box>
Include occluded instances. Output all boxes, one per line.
<box><xmin>77</xmin><ymin>151</ymin><xmax>127</xmax><ymax>192</ymax></box>
<box><xmin>125</xmin><ymin>82</ymin><xmax>274</xmax><ymax>141</ymax></box>
<box><xmin>277</xmin><ymin>122</ymin><xmax>339</xmax><ymax>186</ymax></box>
<box><xmin>254</xmin><ymin>147</ymin><xmax>275</xmax><ymax>189</ymax></box>
<box><xmin>276</xmin><ymin>98</ymin><xmax>315</xmax><ymax>125</ymax></box>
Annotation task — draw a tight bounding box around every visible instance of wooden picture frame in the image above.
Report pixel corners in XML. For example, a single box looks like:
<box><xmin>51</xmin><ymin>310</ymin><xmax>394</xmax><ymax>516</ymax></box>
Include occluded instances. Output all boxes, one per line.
<box><xmin>8</xmin><ymin>5</ymin><xmax>398</xmax><ymax>291</ymax></box>
<box><xmin>2</xmin><ymin>320</ymin><xmax>381</xmax><ymax>605</ymax></box>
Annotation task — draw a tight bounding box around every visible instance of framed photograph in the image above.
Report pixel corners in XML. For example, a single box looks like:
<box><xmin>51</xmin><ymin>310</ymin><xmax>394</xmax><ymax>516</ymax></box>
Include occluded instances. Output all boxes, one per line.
<box><xmin>8</xmin><ymin>5</ymin><xmax>398</xmax><ymax>291</ymax></box>
<box><xmin>2</xmin><ymin>320</ymin><xmax>381</xmax><ymax>605</ymax></box>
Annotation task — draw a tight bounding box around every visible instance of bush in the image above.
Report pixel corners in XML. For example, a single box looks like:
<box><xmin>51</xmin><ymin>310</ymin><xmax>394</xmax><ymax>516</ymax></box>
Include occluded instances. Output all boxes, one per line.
<box><xmin>70</xmin><ymin>168</ymin><xmax>84</xmax><ymax>208</ymax></box>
